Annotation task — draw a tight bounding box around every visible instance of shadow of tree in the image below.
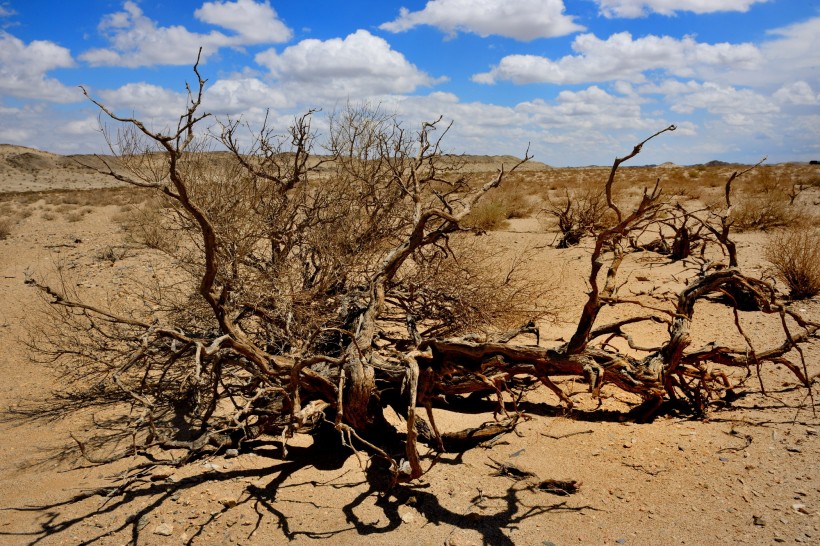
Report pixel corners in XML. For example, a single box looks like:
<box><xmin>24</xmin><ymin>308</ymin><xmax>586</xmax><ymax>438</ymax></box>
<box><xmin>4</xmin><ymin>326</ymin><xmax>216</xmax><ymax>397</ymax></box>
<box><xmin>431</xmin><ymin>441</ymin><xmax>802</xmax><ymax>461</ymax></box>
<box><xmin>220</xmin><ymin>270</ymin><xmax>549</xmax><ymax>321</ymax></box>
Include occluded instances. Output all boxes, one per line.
<box><xmin>0</xmin><ymin>427</ymin><xmax>599</xmax><ymax>546</ymax></box>
<box><xmin>341</xmin><ymin>481</ymin><xmax>598</xmax><ymax>546</ymax></box>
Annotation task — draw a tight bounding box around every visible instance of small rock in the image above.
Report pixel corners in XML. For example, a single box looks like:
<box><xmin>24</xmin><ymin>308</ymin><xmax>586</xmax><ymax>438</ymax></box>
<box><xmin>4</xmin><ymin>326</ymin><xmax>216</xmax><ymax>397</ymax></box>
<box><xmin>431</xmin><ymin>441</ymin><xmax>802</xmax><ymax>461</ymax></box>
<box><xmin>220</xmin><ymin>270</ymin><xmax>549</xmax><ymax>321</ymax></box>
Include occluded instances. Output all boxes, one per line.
<box><xmin>773</xmin><ymin>538</ymin><xmax>785</xmax><ymax>543</ymax></box>
<box><xmin>219</xmin><ymin>498</ymin><xmax>237</xmax><ymax>508</ymax></box>
<box><xmin>719</xmin><ymin>457</ymin><xmax>729</xmax><ymax>462</ymax></box>
<box><xmin>806</xmin><ymin>428</ymin><xmax>817</xmax><ymax>436</ymax></box>
<box><xmin>153</xmin><ymin>523</ymin><xmax>173</xmax><ymax>536</ymax></box>
<box><xmin>543</xmin><ymin>542</ymin><xmax>557</xmax><ymax>546</ymax></box>
<box><xmin>201</xmin><ymin>462</ymin><xmax>221</xmax><ymax>471</ymax></box>
<box><xmin>224</xmin><ymin>448</ymin><xmax>239</xmax><ymax>458</ymax></box>
<box><xmin>400</xmin><ymin>511</ymin><xmax>415</xmax><ymax>524</ymax></box>
<box><xmin>792</xmin><ymin>503</ymin><xmax>810</xmax><ymax>515</ymax></box>
<box><xmin>786</xmin><ymin>446</ymin><xmax>802</xmax><ymax>453</ymax></box>
<box><xmin>753</xmin><ymin>515</ymin><xmax>766</xmax><ymax>527</ymax></box>
<box><xmin>615</xmin><ymin>538</ymin><xmax>626</xmax><ymax>544</ymax></box>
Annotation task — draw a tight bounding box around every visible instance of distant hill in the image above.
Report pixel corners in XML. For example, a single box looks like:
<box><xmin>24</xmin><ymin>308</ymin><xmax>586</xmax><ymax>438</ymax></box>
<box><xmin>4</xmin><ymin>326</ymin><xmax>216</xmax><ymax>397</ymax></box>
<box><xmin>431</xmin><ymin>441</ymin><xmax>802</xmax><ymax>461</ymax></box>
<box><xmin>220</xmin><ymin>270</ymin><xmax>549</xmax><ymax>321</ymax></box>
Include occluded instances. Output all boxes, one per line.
<box><xmin>0</xmin><ymin>144</ymin><xmax>554</xmax><ymax>193</ymax></box>
<box><xmin>0</xmin><ymin>144</ymin><xmax>129</xmax><ymax>193</ymax></box>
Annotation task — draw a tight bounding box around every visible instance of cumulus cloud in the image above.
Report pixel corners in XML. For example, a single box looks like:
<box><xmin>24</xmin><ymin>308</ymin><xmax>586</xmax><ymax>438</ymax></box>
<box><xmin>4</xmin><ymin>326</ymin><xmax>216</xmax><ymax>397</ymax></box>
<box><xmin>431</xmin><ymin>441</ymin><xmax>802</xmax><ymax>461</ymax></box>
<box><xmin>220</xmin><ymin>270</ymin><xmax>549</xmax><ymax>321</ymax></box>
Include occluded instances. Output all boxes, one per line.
<box><xmin>254</xmin><ymin>30</ymin><xmax>442</xmax><ymax>99</ymax></box>
<box><xmin>98</xmin><ymin>83</ymin><xmax>188</xmax><ymax>120</ymax></box>
<box><xmin>594</xmin><ymin>0</ymin><xmax>769</xmax><ymax>18</ymax></box>
<box><xmin>637</xmin><ymin>79</ymin><xmax>778</xmax><ymax>127</ymax></box>
<box><xmin>0</xmin><ymin>31</ymin><xmax>79</xmax><ymax>102</ymax></box>
<box><xmin>80</xmin><ymin>1</ymin><xmax>291</xmax><ymax>67</ymax></box>
<box><xmin>194</xmin><ymin>0</ymin><xmax>291</xmax><ymax>43</ymax></box>
<box><xmin>700</xmin><ymin>17</ymin><xmax>820</xmax><ymax>89</ymax></box>
<box><xmin>380</xmin><ymin>0</ymin><xmax>583</xmax><ymax>41</ymax></box>
<box><xmin>473</xmin><ymin>32</ymin><xmax>761</xmax><ymax>84</ymax></box>
<box><xmin>203</xmin><ymin>78</ymin><xmax>289</xmax><ymax>114</ymax></box>
<box><xmin>772</xmin><ymin>81</ymin><xmax>819</xmax><ymax>106</ymax></box>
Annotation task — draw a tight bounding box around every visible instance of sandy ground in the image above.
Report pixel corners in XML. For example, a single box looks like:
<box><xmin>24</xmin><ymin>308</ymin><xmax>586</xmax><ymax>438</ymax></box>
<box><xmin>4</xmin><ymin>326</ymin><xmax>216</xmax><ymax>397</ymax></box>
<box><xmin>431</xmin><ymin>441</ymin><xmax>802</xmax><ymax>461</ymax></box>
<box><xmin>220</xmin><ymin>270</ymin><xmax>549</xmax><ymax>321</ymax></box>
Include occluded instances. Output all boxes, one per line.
<box><xmin>0</xmin><ymin>147</ymin><xmax>818</xmax><ymax>545</ymax></box>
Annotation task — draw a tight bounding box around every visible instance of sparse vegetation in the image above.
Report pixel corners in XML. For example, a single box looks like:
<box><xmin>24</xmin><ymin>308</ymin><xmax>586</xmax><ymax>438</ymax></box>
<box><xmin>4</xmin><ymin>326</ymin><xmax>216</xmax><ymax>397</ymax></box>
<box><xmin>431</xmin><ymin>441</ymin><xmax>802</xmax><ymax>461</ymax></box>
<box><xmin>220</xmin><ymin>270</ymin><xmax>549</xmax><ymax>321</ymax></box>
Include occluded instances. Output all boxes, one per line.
<box><xmin>766</xmin><ymin>226</ymin><xmax>820</xmax><ymax>299</ymax></box>
<box><xmin>0</xmin><ymin>217</ymin><xmax>12</xmax><ymax>240</ymax></box>
<box><xmin>24</xmin><ymin>63</ymin><xmax>817</xmax><ymax>505</ymax></box>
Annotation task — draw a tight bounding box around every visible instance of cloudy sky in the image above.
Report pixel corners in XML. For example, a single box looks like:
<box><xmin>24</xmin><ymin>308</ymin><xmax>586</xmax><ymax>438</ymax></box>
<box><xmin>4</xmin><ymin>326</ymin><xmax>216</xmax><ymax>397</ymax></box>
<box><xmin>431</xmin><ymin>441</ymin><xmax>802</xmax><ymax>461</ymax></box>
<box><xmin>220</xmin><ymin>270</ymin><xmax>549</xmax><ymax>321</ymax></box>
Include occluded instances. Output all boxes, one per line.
<box><xmin>1</xmin><ymin>0</ymin><xmax>818</xmax><ymax>166</ymax></box>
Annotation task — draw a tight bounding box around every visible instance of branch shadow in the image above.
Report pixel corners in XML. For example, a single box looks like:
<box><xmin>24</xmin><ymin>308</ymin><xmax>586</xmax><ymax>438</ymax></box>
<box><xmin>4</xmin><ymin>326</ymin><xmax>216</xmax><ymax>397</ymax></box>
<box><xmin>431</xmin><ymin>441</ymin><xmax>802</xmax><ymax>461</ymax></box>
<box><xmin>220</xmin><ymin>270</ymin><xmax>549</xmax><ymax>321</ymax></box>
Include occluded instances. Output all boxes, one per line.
<box><xmin>0</xmin><ymin>427</ymin><xmax>357</xmax><ymax>546</ymax></box>
<box><xmin>342</xmin><ymin>481</ymin><xmax>598</xmax><ymax>546</ymax></box>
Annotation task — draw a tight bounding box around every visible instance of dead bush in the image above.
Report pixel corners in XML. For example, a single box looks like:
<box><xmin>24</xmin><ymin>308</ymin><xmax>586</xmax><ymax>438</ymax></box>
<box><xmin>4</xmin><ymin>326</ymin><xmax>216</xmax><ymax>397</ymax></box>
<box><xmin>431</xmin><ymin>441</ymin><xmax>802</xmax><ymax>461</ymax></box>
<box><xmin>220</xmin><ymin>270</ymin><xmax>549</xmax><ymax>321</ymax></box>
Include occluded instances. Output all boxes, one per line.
<box><xmin>543</xmin><ymin>186</ymin><xmax>614</xmax><ymax>247</ymax></box>
<box><xmin>765</xmin><ymin>226</ymin><xmax>820</xmax><ymax>299</ymax></box>
<box><xmin>728</xmin><ymin>194</ymin><xmax>790</xmax><ymax>231</ymax></box>
<box><xmin>0</xmin><ymin>217</ymin><xmax>12</xmax><ymax>240</ymax></box>
<box><xmin>462</xmin><ymin>200</ymin><xmax>509</xmax><ymax>231</ymax></box>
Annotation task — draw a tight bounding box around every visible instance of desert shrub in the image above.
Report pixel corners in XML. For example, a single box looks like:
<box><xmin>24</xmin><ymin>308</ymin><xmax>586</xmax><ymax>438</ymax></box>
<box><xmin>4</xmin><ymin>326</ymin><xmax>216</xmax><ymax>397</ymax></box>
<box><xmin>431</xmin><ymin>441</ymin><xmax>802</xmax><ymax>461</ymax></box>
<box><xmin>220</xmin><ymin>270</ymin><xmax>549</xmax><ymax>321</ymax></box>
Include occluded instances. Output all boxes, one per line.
<box><xmin>94</xmin><ymin>245</ymin><xmax>131</xmax><ymax>263</ymax></box>
<box><xmin>542</xmin><ymin>186</ymin><xmax>614</xmax><ymax>247</ymax></box>
<box><xmin>116</xmin><ymin>196</ymin><xmax>177</xmax><ymax>251</ymax></box>
<box><xmin>729</xmin><ymin>194</ymin><xmax>790</xmax><ymax>231</ymax></box>
<box><xmin>463</xmin><ymin>200</ymin><xmax>509</xmax><ymax>231</ymax></box>
<box><xmin>495</xmin><ymin>186</ymin><xmax>535</xmax><ymax>219</ymax></box>
<box><xmin>0</xmin><ymin>217</ymin><xmax>12</xmax><ymax>239</ymax></box>
<box><xmin>765</xmin><ymin>226</ymin><xmax>820</xmax><ymax>299</ymax></box>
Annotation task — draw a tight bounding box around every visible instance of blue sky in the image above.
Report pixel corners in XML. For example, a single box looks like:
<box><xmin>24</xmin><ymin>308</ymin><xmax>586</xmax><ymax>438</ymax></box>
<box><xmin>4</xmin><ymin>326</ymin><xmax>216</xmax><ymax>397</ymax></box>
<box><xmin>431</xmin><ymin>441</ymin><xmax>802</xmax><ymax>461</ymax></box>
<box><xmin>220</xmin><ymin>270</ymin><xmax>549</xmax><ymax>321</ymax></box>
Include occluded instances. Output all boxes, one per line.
<box><xmin>1</xmin><ymin>0</ymin><xmax>818</xmax><ymax>166</ymax></box>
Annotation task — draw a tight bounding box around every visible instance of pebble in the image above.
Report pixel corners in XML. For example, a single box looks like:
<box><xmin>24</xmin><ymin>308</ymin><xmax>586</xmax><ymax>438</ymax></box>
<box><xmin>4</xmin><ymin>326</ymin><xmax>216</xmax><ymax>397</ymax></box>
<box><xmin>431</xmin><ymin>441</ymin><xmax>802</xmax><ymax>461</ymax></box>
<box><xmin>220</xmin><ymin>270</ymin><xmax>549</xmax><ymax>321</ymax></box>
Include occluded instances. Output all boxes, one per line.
<box><xmin>753</xmin><ymin>515</ymin><xmax>767</xmax><ymax>527</ymax></box>
<box><xmin>219</xmin><ymin>498</ymin><xmax>237</xmax><ymax>508</ymax></box>
<box><xmin>615</xmin><ymin>538</ymin><xmax>626</xmax><ymax>544</ymax></box>
<box><xmin>153</xmin><ymin>523</ymin><xmax>173</xmax><ymax>536</ymax></box>
<box><xmin>225</xmin><ymin>448</ymin><xmax>239</xmax><ymax>458</ymax></box>
<box><xmin>400</xmin><ymin>511</ymin><xmax>415</xmax><ymax>524</ymax></box>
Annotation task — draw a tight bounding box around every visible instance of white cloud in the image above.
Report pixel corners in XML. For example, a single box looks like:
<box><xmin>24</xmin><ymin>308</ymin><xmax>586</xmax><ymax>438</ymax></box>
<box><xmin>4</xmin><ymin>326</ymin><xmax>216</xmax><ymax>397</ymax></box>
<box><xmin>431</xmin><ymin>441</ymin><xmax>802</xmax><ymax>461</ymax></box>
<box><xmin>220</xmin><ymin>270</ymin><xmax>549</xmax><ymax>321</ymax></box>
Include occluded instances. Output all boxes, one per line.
<box><xmin>700</xmin><ymin>17</ymin><xmax>820</xmax><ymax>89</ymax></box>
<box><xmin>773</xmin><ymin>81</ymin><xmax>819</xmax><ymax>106</ymax></box>
<box><xmin>255</xmin><ymin>30</ymin><xmax>442</xmax><ymax>99</ymax></box>
<box><xmin>80</xmin><ymin>1</ymin><xmax>291</xmax><ymax>68</ymax></box>
<box><xmin>637</xmin><ymin>79</ymin><xmax>778</xmax><ymax>127</ymax></box>
<box><xmin>474</xmin><ymin>32</ymin><xmax>761</xmax><ymax>84</ymax></box>
<box><xmin>203</xmin><ymin>78</ymin><xmax>289</xmax><ymax>115</ymax></box>
<box><xmin>194</xmin><ymin>0</ymin><xmax>291</xmax><ymax>43</ymax></box>
<box><xmin>0</xmin><ymin>31</ymin><xmax>79</xmax><ymax>102</ymax></box>
<box><xmin>595</xmin><ymin>0</ymin><xmax>769</xmax><ymax>18</ymax></box>
<box><xmin>380</xmin><ymin>0</ymin><xmax>584</xmax><ymax>41</ymax></box>
<box><xmin>98</xmin><ymin>83</ymin><xmax>188</xmax><ymax>120</ymax></box>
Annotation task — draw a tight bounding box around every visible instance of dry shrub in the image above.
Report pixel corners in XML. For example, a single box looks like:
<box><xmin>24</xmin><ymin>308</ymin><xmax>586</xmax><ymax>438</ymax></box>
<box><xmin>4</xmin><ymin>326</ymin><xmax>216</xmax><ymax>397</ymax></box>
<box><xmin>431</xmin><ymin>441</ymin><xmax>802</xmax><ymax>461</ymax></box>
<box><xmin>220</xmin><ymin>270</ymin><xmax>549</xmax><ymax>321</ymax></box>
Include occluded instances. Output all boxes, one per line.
<box><xmin>729</xmin><ymin>194</ymin><xmax>790</xmax><ymax>231</ymax></box>
<box><xmin>116</xmin><ymin>196</ymin><xmax>176</xmax><ymax>251</ymax></box>
<box><xmin>542</xmin><ymin>186</ymin><xmax>614</xmax><ymax>247</ymax></box>
<box><xmin>496</xmin><ymin>186</ymin><xmax>535</xmax><ymax>219</ymax></box>
<box><xmin>765</xmin><ymin>226</ymin><xmax>820</xmax><ymax>299</ymax></box>
<box><xmin>0</xmin><ymin>217</ymin><xmax>12</xmax><ymax>240</ymax></box>
<box><xmin>462</xmin><ymin>200</ymin><xmax>509</xmax><ymax>231</ymax></box>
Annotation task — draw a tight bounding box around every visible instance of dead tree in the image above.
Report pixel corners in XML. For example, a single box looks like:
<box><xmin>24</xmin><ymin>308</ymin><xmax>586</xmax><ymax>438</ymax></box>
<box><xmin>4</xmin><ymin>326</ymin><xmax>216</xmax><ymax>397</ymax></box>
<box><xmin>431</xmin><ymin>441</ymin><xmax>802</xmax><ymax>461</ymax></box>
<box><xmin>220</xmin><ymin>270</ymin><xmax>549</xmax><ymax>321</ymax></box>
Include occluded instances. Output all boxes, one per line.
<box><xmin>30</xmin><ymin>61</ymin><xmax>818</xmax><ymax>489</ymax></box>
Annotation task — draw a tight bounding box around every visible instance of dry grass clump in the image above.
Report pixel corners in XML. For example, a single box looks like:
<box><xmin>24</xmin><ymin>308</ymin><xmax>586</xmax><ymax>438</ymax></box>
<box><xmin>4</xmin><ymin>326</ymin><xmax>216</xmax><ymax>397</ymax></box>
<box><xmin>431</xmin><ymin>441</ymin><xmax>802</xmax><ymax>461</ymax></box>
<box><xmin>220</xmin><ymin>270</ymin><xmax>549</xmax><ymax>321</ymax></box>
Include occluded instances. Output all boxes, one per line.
<box><xmin>463</xmin><ymin>200</ymin><xmax>510</xmax><ymax>231</ymax></box>
<box><xmin>461</xmin><ymin>181</ymin><xmax>538</xmax><ymax>230</ymax></box>
<box><xmin>765</xmin><ymin>226</ymin><xmax>820</xmax><ymax>300</ymax></box>
<box><xmin>114</xmin><ymin>195</ymin><xmax>177</xmax><ymax>251</ymax></box>
<box><xmin>0</xmin><ymin>217</ymin><xmax>12</xmax><ymax>240</ymax></box>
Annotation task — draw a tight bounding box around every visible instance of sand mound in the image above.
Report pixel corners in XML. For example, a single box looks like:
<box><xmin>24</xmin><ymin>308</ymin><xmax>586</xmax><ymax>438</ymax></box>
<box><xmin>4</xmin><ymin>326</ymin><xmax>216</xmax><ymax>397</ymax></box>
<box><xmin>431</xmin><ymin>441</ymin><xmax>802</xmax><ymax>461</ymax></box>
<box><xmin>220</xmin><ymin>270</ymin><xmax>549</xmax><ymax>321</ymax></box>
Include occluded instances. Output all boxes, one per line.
<box><xmin>6</xmin><ymin>152</ymin><xmax>58</xmax><ymax>171</ymax></box>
